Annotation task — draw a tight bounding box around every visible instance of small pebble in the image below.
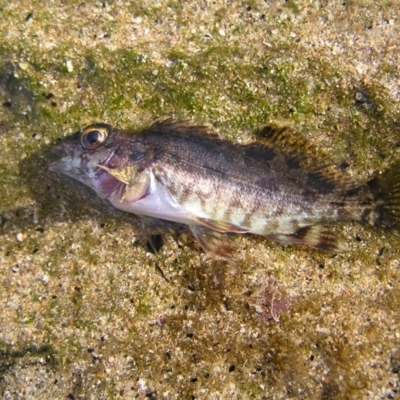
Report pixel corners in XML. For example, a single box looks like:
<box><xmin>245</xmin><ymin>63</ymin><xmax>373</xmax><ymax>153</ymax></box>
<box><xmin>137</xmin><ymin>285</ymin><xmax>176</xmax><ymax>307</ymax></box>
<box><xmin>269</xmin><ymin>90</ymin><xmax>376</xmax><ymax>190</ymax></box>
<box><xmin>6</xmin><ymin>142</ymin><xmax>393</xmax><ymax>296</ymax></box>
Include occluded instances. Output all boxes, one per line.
<box><xmin>19</xmin><ymin>62</ymin><xmax>29</xmax><ymax>70</ymax></box>
<box><xmin>66</xmin><ymin>59</ymin><xmax>73</xmax><ymax>72</ymax></box>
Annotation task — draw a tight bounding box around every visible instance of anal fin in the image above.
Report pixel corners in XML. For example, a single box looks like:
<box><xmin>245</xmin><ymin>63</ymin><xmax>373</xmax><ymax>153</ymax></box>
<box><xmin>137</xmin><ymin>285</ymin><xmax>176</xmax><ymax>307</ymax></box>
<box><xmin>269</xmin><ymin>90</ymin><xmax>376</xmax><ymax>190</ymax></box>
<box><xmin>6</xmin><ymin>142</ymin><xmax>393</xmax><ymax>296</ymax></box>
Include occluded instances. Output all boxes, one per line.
<box><xmin>274</xmin><ymin>224</ymin><xmax>347</xmax><ymax>252</ymax></box>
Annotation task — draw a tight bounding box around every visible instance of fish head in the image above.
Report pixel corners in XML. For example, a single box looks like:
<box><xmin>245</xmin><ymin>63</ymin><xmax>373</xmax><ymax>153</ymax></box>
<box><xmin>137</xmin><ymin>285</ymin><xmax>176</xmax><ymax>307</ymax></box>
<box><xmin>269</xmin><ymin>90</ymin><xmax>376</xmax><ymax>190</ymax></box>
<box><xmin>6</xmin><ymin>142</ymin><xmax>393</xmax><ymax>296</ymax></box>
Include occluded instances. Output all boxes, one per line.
<box><xmin>49</xmin><ymin>123</ymin><xmax>132</xmax><ymax>199</ymax></box>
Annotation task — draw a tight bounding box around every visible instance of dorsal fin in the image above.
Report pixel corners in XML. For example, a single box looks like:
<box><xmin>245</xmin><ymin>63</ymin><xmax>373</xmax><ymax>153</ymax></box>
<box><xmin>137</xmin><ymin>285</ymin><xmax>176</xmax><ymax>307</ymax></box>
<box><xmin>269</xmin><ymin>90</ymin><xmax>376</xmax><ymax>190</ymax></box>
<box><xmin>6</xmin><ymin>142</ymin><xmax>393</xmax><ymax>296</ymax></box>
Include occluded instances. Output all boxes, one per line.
<box><xmin>251</xmin><ymin>125</ymin><xmax>356</xmax><ymax>193</ymax></box>
<box><xmin>149</xmin><ymin>118</ymin><xmax>219</xmax><ymax>137</ymax></box>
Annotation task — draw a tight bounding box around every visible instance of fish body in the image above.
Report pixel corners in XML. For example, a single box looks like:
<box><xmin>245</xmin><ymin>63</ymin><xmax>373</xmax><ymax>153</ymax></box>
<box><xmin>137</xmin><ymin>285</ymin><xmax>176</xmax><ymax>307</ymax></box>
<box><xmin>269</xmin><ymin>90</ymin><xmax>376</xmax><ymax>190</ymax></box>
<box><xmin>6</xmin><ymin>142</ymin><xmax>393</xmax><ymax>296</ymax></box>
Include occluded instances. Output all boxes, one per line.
<box><xmin>49</xmin><ymin>119</ymin><xmax>400</xmax><ymax>255</ymax></box>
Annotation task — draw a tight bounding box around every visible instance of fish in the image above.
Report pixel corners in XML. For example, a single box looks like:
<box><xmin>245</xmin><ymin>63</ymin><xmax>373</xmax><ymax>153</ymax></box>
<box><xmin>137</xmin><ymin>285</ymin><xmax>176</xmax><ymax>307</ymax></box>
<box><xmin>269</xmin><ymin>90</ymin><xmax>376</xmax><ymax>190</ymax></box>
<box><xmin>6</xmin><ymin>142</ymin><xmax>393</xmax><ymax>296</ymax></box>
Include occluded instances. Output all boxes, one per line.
<box><xmin>49</xmin><ymin>118</ymin><xmax>400</xmax><ymax>256</ymax></box>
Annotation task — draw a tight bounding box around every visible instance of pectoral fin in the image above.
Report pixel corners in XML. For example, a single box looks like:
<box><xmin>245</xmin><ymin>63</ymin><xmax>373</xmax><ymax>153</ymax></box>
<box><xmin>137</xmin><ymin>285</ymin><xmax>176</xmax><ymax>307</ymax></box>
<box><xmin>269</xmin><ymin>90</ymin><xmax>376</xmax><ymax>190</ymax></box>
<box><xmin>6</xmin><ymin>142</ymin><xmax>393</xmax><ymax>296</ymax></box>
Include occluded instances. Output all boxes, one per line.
<box><xmin>121</xmin><ymin>173</ymin><xmax>150</xmax><ymax>202</ymax></box>
<box><xmin>98</xmin><ymin>165</ymin><xmax>150</xmax><ymax>202</ymax></box>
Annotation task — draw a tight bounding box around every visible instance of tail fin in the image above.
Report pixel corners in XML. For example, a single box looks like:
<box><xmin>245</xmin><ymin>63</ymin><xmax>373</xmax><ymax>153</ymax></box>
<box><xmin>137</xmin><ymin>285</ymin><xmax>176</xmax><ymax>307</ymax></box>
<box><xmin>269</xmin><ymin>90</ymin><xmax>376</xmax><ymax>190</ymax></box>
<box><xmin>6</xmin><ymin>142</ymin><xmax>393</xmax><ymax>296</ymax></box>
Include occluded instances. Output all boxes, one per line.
<box><xmin>368</xmin><ymin>162</ymin><xmax>400</xmax><ymax>234</ymax></box>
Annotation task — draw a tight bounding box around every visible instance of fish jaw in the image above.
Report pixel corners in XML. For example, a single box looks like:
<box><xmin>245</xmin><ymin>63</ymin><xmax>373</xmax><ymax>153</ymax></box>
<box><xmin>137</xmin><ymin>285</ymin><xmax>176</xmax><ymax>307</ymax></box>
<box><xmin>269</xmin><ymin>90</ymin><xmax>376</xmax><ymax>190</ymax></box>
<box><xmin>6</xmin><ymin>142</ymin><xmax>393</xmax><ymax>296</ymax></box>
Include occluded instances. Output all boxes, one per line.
<box><xmin>49</xmin><ymin>142</ymin><xmax>122</xmax><ymax>199</ymax></box>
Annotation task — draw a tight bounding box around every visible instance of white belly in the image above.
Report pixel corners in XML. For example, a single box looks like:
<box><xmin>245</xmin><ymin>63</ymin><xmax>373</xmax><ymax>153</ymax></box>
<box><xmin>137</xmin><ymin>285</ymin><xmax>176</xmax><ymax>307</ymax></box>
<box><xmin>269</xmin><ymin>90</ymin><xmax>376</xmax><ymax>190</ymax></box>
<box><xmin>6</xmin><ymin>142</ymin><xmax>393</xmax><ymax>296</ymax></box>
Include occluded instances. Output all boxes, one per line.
<box><xmin>107</xmin><ymin>173</ymin><xmax>193</xmax><ymax>224</ymax></box>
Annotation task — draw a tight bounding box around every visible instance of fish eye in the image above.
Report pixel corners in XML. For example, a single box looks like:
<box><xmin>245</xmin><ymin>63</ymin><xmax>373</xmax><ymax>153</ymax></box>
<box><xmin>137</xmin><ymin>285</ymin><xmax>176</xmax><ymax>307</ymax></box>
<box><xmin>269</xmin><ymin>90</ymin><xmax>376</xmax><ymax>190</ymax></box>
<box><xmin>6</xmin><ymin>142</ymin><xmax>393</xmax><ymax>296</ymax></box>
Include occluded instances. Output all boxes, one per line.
<box><xmin>80</xmin><ymin>126</ymin><xmax>109</xmax><ymax>150</ymax></box>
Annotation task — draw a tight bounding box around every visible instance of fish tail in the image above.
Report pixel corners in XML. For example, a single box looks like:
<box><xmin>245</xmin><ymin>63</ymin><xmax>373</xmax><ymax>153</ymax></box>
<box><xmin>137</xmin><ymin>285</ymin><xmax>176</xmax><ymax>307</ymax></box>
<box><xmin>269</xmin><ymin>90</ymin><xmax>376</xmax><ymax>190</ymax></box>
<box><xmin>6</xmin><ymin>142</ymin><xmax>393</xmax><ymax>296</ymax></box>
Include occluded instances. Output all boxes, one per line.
<box><xmin>367</xmin><ymin>162</ymin><xmax>400</xmax><ymax>234</ymax></box>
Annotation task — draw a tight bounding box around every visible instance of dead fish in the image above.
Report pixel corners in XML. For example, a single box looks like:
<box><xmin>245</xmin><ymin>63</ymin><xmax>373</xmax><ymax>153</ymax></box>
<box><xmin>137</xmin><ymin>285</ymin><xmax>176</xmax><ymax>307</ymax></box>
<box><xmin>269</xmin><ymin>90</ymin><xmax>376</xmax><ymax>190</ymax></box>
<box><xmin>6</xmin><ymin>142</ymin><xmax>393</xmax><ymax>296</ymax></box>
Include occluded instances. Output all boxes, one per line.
<box><xmin>49</xmin><ymin>118</ymin><xmax>400</xmax><ymax>256</ymax></box>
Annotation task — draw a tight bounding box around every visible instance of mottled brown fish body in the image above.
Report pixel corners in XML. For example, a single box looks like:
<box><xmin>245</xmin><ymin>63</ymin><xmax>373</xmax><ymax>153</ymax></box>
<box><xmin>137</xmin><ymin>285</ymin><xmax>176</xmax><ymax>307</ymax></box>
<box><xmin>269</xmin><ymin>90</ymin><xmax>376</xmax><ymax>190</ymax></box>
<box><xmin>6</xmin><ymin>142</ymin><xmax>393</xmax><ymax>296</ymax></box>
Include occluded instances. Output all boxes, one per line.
<box><xmin>49</xmin><ymin>119</ymin><xmax>400</xmax><ymax>254</ymax></box>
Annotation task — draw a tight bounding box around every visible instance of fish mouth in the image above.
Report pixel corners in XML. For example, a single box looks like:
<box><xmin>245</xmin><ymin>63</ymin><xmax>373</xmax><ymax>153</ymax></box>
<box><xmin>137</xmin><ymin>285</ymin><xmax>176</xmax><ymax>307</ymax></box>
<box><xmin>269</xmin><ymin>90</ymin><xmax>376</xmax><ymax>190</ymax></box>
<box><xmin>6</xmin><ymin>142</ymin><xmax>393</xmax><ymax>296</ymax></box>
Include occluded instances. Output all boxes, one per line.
<box><xmin>48</xmin><ymin>143</ymin><xmax>115</xmax><ymax>180</ymax></box>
